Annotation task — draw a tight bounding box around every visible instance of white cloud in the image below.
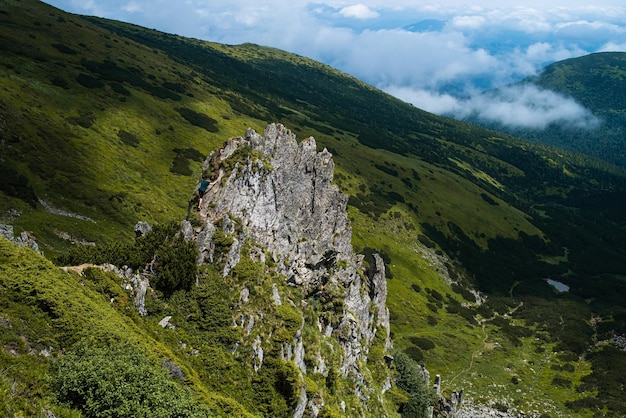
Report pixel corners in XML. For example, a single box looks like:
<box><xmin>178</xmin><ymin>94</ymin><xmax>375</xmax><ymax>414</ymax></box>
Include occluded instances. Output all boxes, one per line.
<box><xmin>122</xmin><ymin>2</ymin><xmax>142</xmax><ymax>14</ymax></box>
<box><xmin>339</xmin><ymin>4</ymin><xmax>379</xmax><ymax>19</ymax></box>
<box><xmin>42</xmin><ymin>0</ymin><xmax>626</xmax><ymax>131</ymax></box>
<box><xmin>598</xmin><ymin>41</ymin><xmax>626</xmax><ymax>51</ymax></box>
<box><xmin>470</xmin><ymin>86</ymin><xmax>601</xmax><ymax>129</ymax></box>
<box><xmin>392</xmin><ymin>85</ymin><xmax>600</xmax><ymax>130</ymax></box>
<box><xmin>384</xmin><ymin>87</ymin><xmax>464</xmax><ymax>115</ymax></box>
<box><xmin>450</xmin><ymin>15</ymin><xmax>486</xmax><ymax>30</ymax></box>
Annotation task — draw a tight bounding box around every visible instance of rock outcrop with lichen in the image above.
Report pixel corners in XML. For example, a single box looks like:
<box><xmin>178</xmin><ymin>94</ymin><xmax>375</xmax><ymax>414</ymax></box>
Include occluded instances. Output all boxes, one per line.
<box><xmin>190</xmin><ymin>123</ymin><xmax>392</xmax><ymax>416</ymax></box>
<box><xmin>0</xmin><ymin>223</ymin><xmax>42</xmax><ymax>254</ymax></box>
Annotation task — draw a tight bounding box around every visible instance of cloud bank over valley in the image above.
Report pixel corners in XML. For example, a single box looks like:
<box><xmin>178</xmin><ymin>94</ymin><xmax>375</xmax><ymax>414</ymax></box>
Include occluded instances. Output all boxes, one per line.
<box><xmin>43</xmin><ymin>1</ymin><xmax>626</xmax><ymax>131</ymax></box>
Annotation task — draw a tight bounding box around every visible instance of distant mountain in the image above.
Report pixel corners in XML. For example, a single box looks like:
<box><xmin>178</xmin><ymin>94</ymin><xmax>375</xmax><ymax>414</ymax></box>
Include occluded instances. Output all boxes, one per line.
<box><xmin>472</xmin><ymin>52</ymin><xmax>626</xmax><ymax>168</ymax></box>
<box><xmin>533</xmin><ymin>52</ymin><xmax>626</xmax><ymax>118</ymax></box>
<box><xmin>1</xmin><ymin>1</ymin><xmax>626</xmax><ymax>417</ymax></box>
<box><xmin>404</xmin><ymin>19</ymin><xmax>446</xmax><ymax>32</ymax></box>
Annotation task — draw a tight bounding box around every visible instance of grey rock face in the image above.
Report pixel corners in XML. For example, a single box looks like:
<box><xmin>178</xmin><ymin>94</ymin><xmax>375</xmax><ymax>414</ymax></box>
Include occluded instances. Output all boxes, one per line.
<box><xmin>200</xmin><ymin>124</ymin><xmax>352</xmax><ymax>286</ymax></box>
<box><xmin>195</xmin><ymin>124</ymin><xmax>391</xmax><ymax>391</ymax></box>
<box><xmin>100</xmin><ymin>263</ymin><xmax>149</xmax><ymax>317</ymax></box>
<box><xmin>133</xmin><ymin>221</ymin><xmax>153</xmax><ymax>237</ymax></box>
<box><xmin>0</xmin><ymin>223</ymin><xmax>43</xmax><ymax>255</ymax></box>
<box><xmin>0</xmin><ymin>224</ymin><xmax>13</xmax><ymax>240</ymax></box>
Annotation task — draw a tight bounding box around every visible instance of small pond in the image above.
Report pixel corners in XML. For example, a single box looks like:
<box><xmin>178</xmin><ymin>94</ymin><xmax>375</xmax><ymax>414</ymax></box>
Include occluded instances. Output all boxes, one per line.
<box><xmin>546</xmin><ymin>278</ymin><xmax>570</xmax><ymax>292</ymax></box>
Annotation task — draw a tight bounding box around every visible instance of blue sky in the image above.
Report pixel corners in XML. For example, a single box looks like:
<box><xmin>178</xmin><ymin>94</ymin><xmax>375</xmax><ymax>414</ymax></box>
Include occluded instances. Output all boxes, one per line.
<box><xmin>42</xmin><ymin>1</ymin><xmax>626</xmax><ymax>129</ymax></box>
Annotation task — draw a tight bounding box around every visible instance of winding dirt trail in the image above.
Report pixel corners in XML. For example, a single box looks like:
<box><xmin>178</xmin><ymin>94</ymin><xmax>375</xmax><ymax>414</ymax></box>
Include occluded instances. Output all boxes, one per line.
<box><xmin>448</xmin><ymin>296</ymin><xmax>524</xmax><ymax>386</ymax></box>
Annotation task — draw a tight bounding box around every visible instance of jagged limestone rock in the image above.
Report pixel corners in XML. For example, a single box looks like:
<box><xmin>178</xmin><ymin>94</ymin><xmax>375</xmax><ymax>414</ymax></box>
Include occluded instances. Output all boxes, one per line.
<box><xmin>0</xmin><ymin>223</ymin><xmax>43</xmax><ymax>255</ymax></box>
<box><xmin>252</xmin><ymin>335</ymin><xmax>264</xmax><ymax>372</ymax></box>
<box><xmin>272</xmin><ymin>283</ymin><xmax>282</xmax><ymax>305</ymax></box>
<box><xmin>101</xmin><ymin>263</ymin><xmax>150</xmax><ymax>317</ymax></box>
<box><xmin>199</xmin><ymin>124</ymin><xmax>352</xmax><ymax>284</ymax></box>
<box><xmin>191</xmin><ymin>123</ymin><xmax>392</xmax><ymax>414</ymax></box>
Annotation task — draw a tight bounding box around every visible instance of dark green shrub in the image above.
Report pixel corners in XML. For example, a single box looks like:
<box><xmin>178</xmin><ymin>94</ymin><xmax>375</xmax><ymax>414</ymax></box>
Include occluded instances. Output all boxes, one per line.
<box><xmin>393</xmin><ymin>351</ymin><xmax>435</xmax><ymax>418</ymax></box>
<box><xmin>147</xmin><ymin>84</ymin><xmax>182</xmax><ymax>100</ymax></box>
<box><xmin>176</xmin><ymin>107</ymin><xmax>218</xmax><ymax>132</ymax></box>
<box><xmin>273</xmin><ymin>304</ymin><xmax>303</xmax><ymax>344</ymax></box>
<box><xmin>388</xmin><ymin>191</ymin><xmax>405</xmax><ymax>204</ymax></box>
<box><xmin>51</xmin><ymin>341</ymin><xmax>210</xmax><ymax>417</ymax></box>
<box><xmin>162</xmin><ymin>81</ymin><xmax>186</xmax><ymax>94</ymax></box>
<box><xmin>325</xmin><ymin>366</ymin><xmax>338</xmax><ymax>394</ymax></box>
<box><xmin>118</xmin><ymin>130</ymin><xmax>140</xmax><ymax>147</ymax></box>
<box><xmin>110</xmin><ymin>82</ymin><xmax>131</xmax><ymax>96</ymax></box>
<box><xmin>75</xmin><ymin>73</ymin><xmax>104</xmax><ymax>89</ymax></box>
<box><xmin>408</xmin><ymin>337</ymin><xmax>435</xmax><ymax>351</ymax></box>
<box><xmin>55</xmin><ymin>222</ymin><xmax>197</xmax><ymax>297</ymax></box>
<box><xmin>51</xmin><ymin>43</ymin><xmax>77</xmax><ymax>54</ymax></box>
<box><xmin>211</xmin><ymin>227</ymin><xmax>234</xmax><ymax>266</ymax></box>
<box><xmin>347</xmin><ymin>189</ymin><xmax>393</xmax><ymax>219</ymax></box>
<box><xmin>480</xmin><ymin>193</ymin><xmax>499</xmax><ymax>206</ymax></box>
<box><xmin>171</xmin><ymin>153</ymin><xmax>192</xmax><ymax>175</ymax></box>
<box><xmin>0</xmin><ymin>167</ymin><xmax>38</xmax><ymax>207</ymax></box>
<box><xmin>170</xmin><ymin>148</ymin><xmax>205</xmax><ymax>176</ymax></box>
<box><xmin>451</xmin><ymin>283</ymin><xmax>476</xmax><ymax>302</ymax></box>
<box><xmin>187</xmin><ymin>274</ymin><xmax>238</xmax><ymax>345</ymax></box>
<box><xmin>417</xmin><ymin>234</ymin><xmax>435</xmax><ymax>248</ymax></box>
<box><xmin>66</xmin><ymin>112</ymin><xmax>96</xmax><ymax>128</ymax></box>
<box><xmin>551</xmin><ymin>376</ymin><xmax>571</xmax><ymax>388</ymax></box>
<box><xmin>403</xmin><ymin>345</ymin><xmax>423</xmax><ymax>362</ymax></box>
<box><xmin>54</xmin><ymin>240</ymin><xmax>132</xmax><ymax>267</ymax></box>
<box><xmin>426</xmin><ymin>288</ymin><xmax>443</xmax><ymax>301</ymax></box>
<box><xmin>152</xmin><ymin>233</ymin><xmax>198</xmax><ymax>296</ymax></box>
<box><xmin>50</xmin><ymin>76</ymin><xmax>69</xmax><ymax>89</ymax></box>
<box><xmin>251</xmin><ymin>358</ymin><xmax>301</xmax><ymax>417</ymax></box>
<box><xmin>81</xmin><ymin>267</ymin><xmax>128</xmax><ymax>304</ymax></box>
<box><xmin>374</xmin><ymin>164</ymin><xmax>398</xmax><ymax>177</ymax></box>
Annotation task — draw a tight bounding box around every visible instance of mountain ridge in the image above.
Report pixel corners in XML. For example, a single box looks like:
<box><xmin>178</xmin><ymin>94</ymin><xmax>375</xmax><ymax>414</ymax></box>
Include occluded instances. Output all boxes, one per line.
<box><xmin>468</xmin><ymin>52</ymin><xmax>626</xmax><ymax>168</ymax></box>
<box><xmin>1</xmin><ymin>1</ymin><xmax>626</xmax><ymax>416</ymax></box>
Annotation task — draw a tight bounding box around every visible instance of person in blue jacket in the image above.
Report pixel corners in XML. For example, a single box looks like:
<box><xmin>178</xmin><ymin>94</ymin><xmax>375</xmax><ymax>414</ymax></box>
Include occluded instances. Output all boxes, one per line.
<box><xmin>197</xmin><ymin>178</ymin><xmax>210</xmax><ymax>209</ymax></box>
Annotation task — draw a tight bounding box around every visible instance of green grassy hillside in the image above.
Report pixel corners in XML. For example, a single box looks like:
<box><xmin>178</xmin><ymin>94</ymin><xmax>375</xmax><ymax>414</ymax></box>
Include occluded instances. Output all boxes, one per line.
<box><xmin>0</xmin><ymin>238</ymin><xmax>259</xmax><ymax>417</ymax></box>
<box><xmin>1</xmin><ymin>1</ymin><xmax>626</xmax><ymax>416</ymax></box>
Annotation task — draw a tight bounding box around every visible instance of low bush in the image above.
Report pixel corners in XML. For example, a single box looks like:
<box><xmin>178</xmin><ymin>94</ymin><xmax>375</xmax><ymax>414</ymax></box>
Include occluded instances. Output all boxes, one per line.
<box><xmin>75</xmin><ymin>73</ymin><xmax>104</xmax><ymax>89</ymax></box>
<box><xmin>66</xmin><ymin>112</ymin><xmax>96</xmax><ymax>128</ymax></box>
<box><xmin>408</xmin><ymin>336</ymin><xmax>435</xmax><ymax>351</ymax></box>
<box><xmin>176</xmin><ymin>107</ymin><xmax>219</xmax><ymax>132</ymax></box>
<box><xmin>393</xmin><ymin>350</ymin><xmax>435</xmax><ymax>418</ymax></box>
<box><xmin>118</xmin><ymin>130</ymin><xmax>140</xmax><ymax>147</ymax></box>
<box><xmin>0</xmin><ymin>166</ymin><xmax>38</xmax><ymax>207</ymax></box>
<box><xmin>251</xmin><ymin>357</ymin><xmax>301</xmax><ymax>417</ymax></box>
<box><xmin>51</xmin><ymin>341</ymin><xmax>210</xmax><ymax>417</ymax></box>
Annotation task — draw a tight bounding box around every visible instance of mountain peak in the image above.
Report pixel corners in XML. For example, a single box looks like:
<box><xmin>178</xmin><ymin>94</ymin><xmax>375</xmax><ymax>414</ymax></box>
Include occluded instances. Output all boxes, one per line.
<box><xmin>198</xmin><ymin>123</ymin><xmax>352</xmax><ymax>281</ymax></box>
<box><xmin>189</xmin><ymin>123</ymin><xmax>392</xmax><ymax>410</ymax></box>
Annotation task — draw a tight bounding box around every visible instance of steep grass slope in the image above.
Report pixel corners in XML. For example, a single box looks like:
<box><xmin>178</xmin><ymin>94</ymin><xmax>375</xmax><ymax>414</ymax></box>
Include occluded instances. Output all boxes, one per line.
<box><xmin>0</xmin><ymin>238</ymin><xmax>256</xmax><ymax>417</ymax></box>
<box><xmin>1</xmin><ymin>1</ymin><xmax>626</xmax><ymax>416</ymax></box>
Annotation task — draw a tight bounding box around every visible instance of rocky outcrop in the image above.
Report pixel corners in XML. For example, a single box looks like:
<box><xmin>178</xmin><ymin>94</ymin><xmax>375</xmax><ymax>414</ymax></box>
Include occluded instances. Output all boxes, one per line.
<box><xmin>193</xmin><ymin>124</ymin><xmax>392</xmax><ymax>412</ymax></box>
<box><xmin>198</xmin><ymin>123</ymin><xmax>353</xmax><ymax>281</ymax></box>
<box><xmin>0</xmin><ymin>223</ymin><xmax>43</xmax><ymax>255</ymax></box>
<box><xmin>61</xmin><ymin>260</ymin><xmax>150</xmax><ymax>317</ymax></box>
<box><xmin>134</xmin><ymin>221</ymin><xmax>152</xmax><ymax>237</ymax></box>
